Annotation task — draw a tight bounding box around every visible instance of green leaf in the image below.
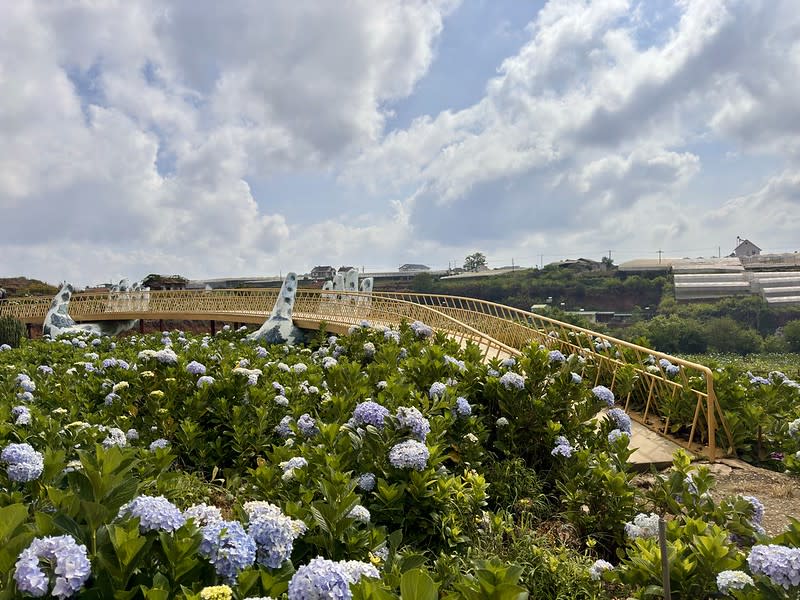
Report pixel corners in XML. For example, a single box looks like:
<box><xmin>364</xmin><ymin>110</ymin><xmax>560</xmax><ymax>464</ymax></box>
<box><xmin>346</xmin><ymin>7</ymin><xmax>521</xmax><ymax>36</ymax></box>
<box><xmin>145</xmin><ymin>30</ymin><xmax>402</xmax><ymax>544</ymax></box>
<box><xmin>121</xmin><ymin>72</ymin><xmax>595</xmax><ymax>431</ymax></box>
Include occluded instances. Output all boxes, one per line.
<box><xmin>400</xmin><ymin>569</ymin><xmax>438</xmax><ymax>600</ymax></box>
<box><xmin>0</xmin><ymin>504</ymin><xmax>28</xmax><ymax>542</ymax></box>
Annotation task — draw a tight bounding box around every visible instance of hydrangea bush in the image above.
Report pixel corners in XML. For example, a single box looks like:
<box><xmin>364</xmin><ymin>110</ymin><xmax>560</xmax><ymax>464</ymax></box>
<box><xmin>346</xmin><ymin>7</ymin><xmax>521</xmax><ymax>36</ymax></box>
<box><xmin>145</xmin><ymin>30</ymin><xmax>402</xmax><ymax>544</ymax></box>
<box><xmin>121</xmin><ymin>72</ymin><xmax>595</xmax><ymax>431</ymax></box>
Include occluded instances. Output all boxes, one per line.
<box><xmin>0</xmin><ymin>321</ymin><xmax>798</xmax><ymax>599</ymax></box>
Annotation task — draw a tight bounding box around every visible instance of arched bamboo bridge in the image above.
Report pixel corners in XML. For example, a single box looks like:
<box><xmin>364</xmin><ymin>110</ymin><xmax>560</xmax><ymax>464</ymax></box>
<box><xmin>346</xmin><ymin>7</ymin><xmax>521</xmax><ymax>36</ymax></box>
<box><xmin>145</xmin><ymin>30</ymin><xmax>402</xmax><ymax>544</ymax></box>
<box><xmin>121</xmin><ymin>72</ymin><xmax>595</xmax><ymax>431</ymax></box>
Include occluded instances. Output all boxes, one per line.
<box><xmin>0</xmin><ymin>288</ymin><xmax>734</xmax><ymax>460</ymax></box>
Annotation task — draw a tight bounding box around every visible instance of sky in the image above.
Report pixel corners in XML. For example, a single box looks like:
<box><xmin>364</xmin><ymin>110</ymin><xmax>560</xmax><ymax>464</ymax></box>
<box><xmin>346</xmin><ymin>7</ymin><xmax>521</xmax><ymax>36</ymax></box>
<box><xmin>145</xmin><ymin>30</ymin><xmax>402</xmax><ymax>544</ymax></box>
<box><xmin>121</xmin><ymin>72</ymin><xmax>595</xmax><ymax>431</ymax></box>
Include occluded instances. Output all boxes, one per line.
<box><xmin>1</xmin><ymin>0</ymin><xmax>799</xmax><ymax>286</ymax></box>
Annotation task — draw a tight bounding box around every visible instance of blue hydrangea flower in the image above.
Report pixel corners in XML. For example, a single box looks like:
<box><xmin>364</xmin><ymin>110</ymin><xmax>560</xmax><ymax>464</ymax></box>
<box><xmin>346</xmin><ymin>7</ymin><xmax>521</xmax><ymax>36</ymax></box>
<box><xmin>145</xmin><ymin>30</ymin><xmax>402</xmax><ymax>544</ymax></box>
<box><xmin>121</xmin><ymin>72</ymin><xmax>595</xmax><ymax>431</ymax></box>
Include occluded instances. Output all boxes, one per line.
<box><xmin>186</xmin><ymin>361</ymin><xmax>207</xmax><ymax>375</ymax></box>
<box><xmin>357</xmin><ymin>472</ymin><xmax>376</xmax><ymax>492</ymax></box>
<box><xmin>608</xmin><ymin>429</ymin><xmax>630</xmax><ymax>445</ymax></box>
<box><xmin>37</xmin><ymin>365</ymin><xmax>54</xmax><ymax>375</ymax></box>
<box><xmin>353</xmin><ymin>401</ymin><xmax>389</xmax><ymax>429</ymax></box>
<box><xmin>455</xmin><ymin>397</ymin><xmax>472</xmax><ymax>417</ymax></box>
<box><xmin>500</xmin><ymin>357</ymin><xmax>516</xmax><ymax>368</ymax></box>
<box><xmin>288</xmin><ymin>557</ymin><xmax>352</xmax><ymax>600</ymax></box>
<box><xmin>280</xmin><ymin>457</ymin><xmax>308</xmax><ymax>473</ymax></box>
<box><xmin>348</xmin><ymin>505</ymin><xmax>370</xmax><ymax>524</ymax></box>
<box><xmin>592</xmin><ymin>385</ymin><xmax>615</xmax><ymax>407</ymax></box>
<box><xmin>0</xmin><ymin>343</ymin><xmax>11</xmax><ymax>351</ymax></box>
<box><xmin>247</xmin><ymin>504</ymin><xmax>306</xmax><ymax>569</ymax></box>
<box><xmin>551</xmin><ymin>436</ymin><xmax>574</xmax><ymax>457</ymax></box>
<box><xmin>571</xmin><ymin>372</ymin><xmax>582</xmax><ymax>384</ymax></box>
<box><xmin>274</xmin><ymin>395</ymin><xmax>289</xmax><ymax>407</ymax></box>
<box><xmin>410</xmin><ymin>321</ymin><xmax>433</xmax><ymax>339</ymax></box>
<box><xmin>149</xmin><ymin>439</ymin><xmax>170</xmax><ymax>451</ymax></box>
<box><xmin>388</xmin><ymin>440</ymin><xmax>429</xmax><ymax>471</ymax></box>
<box><xmin>499</xmin><ymin>372</ymin><xmax>525</xmax><ymax>390</ymax></box>
<box><xmin>197</xmin><ymin>375</ymin><xmax>215</xmax><ymax>388</ymax></box>
<box><xmin>12</xmin><ymin>405</ymin><xmax>31</xmax><ymax>426</ymax></box>
<box><xmin>625</xmin><ymin>513</ymin><xmax>660</xmax><ymax>539</ymax></box>
<box><xmin>363</xmin><ymin>342</ymin><xmax>376</xmax><ymax>358</ymax></box>
<box><xmin>199</xmin><ymin>519</ymin><xmax>257</xmax><ymax>581</ymax></box>
<box><xmin>788</xmin><ymin>418</ymin><xmax>800</xmax><ymax>439</ymax></box>
<box><xmin>716</xmin><ymin>570</ymin><xmax>754</xmax><ymax>594</ymax></box>
<box><xmin>395</xmin><ymin>407</ymin><xmax>430</xmax><ymax>441</ymax></box>
<box><xmin>444</xmin><ymin>355</ymin><xmax>466</xmax><ymax>371</ymax></box>
<box><xmin>607</xmin><ymin>408</ymin><xmax>632</xmax><ymax>434</ymax></box>
<box><xmin>589</xmin><ymin>559</ymin><xmax>614</xmax><ymax>581</ymax></box>
<box><xmin>297</xmin><ymin>413</ymin><xmax>319</xmax><ymax>437</ymax></box>
<box><xmin>741</xmin><ymin>495</ymin><xmax>765</xmax><ymax>525</ymax></box>
<box><xmin>429</xmin><ymin>381</ymin><xmax>447</xmax><ymax>398</ymax></box>
<box><xmin>102</xmin><ymin>427</ymin><xmax>128</xmax><ymax>448</ymax></box>
<box><xmin>118</xmin><ymin>495</ymin><xmax>186</xmax><ymax>533</ymax></box>
<box><xmin>548</xmin><ymin>350</ymin><xmax>566</xmax><ymax>363</ymax></box>
<box><xmin>340</xmin><ymin>560</ymin><xmax>380</xmax><ymax>583</ymax></box>
<box><xmin>125</xmin><ymin>428</ymin><xmax>139</xmax><ymax>441</ymax></box>
<box><xmin>186</xmin><ymin>503</ymin><xmax>223</xmax><ymax>525</ymax></box>
<box><xmin>748</xmin><ymin>544</ymin><xmax>800</xmax><ymax>589</ymax></box>
<box><xmin>275</xmin><ymin>416</ymin><xmax>294</xmax><ymax>438</ymax></box>
<box><xmin>384</xmin><ymin>329</ymin><xmax>401</xmax><ymax>344</ymax></box>
<box><xmin>1</xmin><ymin>442</ymin><xmax>44</xmax><ymax>482</ymax></box>
<box><xmin>14</xmin><ymin>535</ymin><xmax>91</xmax><ymax>598</ymax></box>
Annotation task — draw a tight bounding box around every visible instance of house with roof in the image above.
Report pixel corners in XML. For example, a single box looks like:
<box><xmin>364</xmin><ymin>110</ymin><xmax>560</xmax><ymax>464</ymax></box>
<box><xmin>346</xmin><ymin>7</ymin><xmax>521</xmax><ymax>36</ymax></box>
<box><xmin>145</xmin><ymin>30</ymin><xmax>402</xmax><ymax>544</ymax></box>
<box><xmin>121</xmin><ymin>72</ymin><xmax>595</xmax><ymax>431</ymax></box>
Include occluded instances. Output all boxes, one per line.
<box><xmin>398</xmin><ymin>263</ymin><xmax>430</xmax><ymax>272</ymax></box>
<box><xmin>309</xmin><ymin>266</ymin><xmax>336</xmax><ymax>281</ymax></box>
<box><xmin>732</xmin><ymin>238</ymin><xmax>761</xmax><ymax>258</ymax></box>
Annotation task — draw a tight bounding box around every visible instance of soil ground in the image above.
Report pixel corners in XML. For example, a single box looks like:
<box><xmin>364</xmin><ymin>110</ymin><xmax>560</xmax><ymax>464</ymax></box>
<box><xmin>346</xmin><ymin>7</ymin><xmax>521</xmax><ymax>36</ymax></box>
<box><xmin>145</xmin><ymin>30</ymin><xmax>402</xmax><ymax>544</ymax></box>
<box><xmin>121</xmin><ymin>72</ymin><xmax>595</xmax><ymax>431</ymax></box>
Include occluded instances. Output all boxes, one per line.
<box><xmin>635</xmin><ymin>459</ymin><xmax>800</xmax><ymax>536</ymax></box>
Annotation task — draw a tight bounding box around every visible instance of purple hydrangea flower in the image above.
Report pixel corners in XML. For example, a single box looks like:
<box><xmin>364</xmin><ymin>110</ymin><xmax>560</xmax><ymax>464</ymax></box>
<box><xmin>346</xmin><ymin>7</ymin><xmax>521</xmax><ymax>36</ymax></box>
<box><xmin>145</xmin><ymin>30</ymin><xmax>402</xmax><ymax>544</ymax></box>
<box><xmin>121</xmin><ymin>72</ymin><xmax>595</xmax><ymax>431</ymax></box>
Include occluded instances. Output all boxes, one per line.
<box><xmin>297</xmin><ymin>413</ymin><xmax>319</xmax><ymax>437</ymax></box>
<box><xmin>118</xmin><ymin>495</ymin><xmax>186</xmax><ymax>533</ymax></box>
<box><xmin>395</xmin><ymin>406</ymin><xmax>430</xmax><ymax>441</ymax></box>
<box><xmin>353</xmin><ymin>401</ymin><xmax>389</xmax><ymax>429</ymax></box>
<box><xmin>37</xmin><ymin>365</ymin><xmax>54</xmax><ymax>375</ymax></box>
<box><xmin>592</xmin><ymin>385</ymin><xmax>615</xmax><ymax>407</ymax></box>
<box><xmin>571</xmin><ymin>372</ymin><xmax>582</xmax><ymax>384</ymax></box>
<box><xmin>444</xmin><ymin>355</ymin><xmax>466</xmax><ymax>371</ymax></box>
<box><xmin>388</xmin><ymin>440</ymin><xmax>429</xmax><ymax>471</ymax></box>
<box><xmin>548</xmin><ymin>350</ymin><xmax>566</xmax><ymax>363</ymax></box>
<box><xmin>14</xmin><ymin>535</ymin><xmax>91</xmax><ymax>598</ymax></box>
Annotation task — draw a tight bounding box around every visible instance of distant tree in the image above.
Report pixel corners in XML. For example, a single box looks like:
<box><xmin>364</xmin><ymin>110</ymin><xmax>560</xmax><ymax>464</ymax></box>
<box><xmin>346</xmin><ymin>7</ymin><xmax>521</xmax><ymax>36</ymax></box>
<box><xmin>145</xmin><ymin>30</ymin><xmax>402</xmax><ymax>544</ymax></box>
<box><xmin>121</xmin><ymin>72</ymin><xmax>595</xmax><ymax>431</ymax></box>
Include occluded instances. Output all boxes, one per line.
<box><xmin>464</xmin><ymin>252</ymin><xmax>487</xmax><ymax>272</ymax></box>
<box><xmin>601</xmin><ymin>256</ymin><xmax>615</xmax><ymax>269</ymax></box>
<box><xmin>704</xmin><ymin>317</ymin><xmax>762</xmax><ymax>355</ymax></box>
<box><xmin>784</xmin><ymin>319</ymin><xmax>800</xmax><ymax>352</ymax></box>
<box><xmin>412</xmin><ymin>272</ymin><xmax>435</xmax><ymax>293</ymax></box>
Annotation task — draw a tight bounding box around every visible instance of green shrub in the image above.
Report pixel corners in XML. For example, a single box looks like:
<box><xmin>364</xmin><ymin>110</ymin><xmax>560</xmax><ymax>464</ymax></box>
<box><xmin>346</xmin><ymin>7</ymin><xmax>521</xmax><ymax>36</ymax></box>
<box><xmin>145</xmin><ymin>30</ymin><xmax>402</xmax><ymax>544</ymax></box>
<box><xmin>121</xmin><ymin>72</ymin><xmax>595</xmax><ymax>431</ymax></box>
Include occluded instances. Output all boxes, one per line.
<box><xmin>705</xmin><ymin>317</ymin><xmax>762</xmax><ymax>355</ymax></box>
<box><xmin>784</xmin><ymin>319</ymin><xmax>800</xmax><ymax>352</ymax></box>
<box><xmin>0</xmin><ymin>315</ymin><xmax>24</xmax><ymax>348</ymax></box>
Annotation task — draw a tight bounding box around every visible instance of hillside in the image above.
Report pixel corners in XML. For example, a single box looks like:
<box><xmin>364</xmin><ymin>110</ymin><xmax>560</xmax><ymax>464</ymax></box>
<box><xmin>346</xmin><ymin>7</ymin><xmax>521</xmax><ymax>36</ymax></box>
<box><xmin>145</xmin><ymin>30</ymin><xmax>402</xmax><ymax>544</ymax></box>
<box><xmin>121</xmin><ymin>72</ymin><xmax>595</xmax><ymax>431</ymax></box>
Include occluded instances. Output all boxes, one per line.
<box><xmin>0</xmin><ymin>276</ymin><xmax>58</xmax><ymax>297</ymax></box>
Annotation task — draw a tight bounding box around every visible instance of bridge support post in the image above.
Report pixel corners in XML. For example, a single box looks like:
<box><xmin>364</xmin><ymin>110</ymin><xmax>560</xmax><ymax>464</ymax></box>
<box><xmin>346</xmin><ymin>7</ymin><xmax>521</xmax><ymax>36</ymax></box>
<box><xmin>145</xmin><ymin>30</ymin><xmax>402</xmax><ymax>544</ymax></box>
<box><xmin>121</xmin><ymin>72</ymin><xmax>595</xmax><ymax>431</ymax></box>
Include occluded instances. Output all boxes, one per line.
<box><xmin>26</xmin><ymin>323</ymin><xmax>32</xmax><ymax>339</ymax></box>
<box><xmin>210</xmin><ymin>320</ymin><xmax>216</xmax><ymax>335</ymax></box>
<box><xmin>139</xmin><ymin>320</ymin><xmax>145</xmax><ymax>334</ymax></box>
<box><xmin>159</xmin><ymin>319</ymin><xmax>164</xmax><ymax>332</ymax></box>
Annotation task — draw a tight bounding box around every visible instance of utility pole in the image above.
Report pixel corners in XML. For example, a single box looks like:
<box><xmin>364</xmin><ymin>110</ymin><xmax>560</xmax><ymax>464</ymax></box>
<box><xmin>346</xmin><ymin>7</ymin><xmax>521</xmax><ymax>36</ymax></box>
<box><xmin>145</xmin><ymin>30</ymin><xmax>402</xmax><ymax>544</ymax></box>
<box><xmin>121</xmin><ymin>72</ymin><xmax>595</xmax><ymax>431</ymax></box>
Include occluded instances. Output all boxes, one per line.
<box><xmin>540</xmin><ymin>254</ymin><xmax>544</xmax><ymax>269</ymax></box>
<box><xmin>657</xmin><ymin>250</ymin><xmax>663</xmax><ymax>264</ymax></box>
<box><xmin>512</xmin><ymin>258</ymin><xmax>515</xmax><ymax>271</ymax></box>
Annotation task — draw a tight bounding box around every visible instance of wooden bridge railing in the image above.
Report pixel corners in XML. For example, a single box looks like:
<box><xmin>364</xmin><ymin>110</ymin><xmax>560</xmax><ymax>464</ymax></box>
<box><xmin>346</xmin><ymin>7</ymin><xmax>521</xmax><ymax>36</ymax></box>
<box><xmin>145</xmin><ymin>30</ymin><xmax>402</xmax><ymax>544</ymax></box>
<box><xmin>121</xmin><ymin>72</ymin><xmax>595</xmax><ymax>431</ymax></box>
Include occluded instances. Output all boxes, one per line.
<box><xmin>0</xmin><ymin>288</ymin><xmax>733</xmax><ymax>458</ymax></box>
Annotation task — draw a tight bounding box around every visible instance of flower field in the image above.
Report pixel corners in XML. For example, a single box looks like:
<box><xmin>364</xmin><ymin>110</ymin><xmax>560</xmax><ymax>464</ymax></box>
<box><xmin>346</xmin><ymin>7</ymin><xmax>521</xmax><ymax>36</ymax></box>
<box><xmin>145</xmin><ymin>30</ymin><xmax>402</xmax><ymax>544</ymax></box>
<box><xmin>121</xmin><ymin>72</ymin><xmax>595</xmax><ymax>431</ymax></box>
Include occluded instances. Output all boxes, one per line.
<box><xmin>1</xmin><ymin>321</ymin><xmax>800</xmax><ymax>599</ymax></box>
